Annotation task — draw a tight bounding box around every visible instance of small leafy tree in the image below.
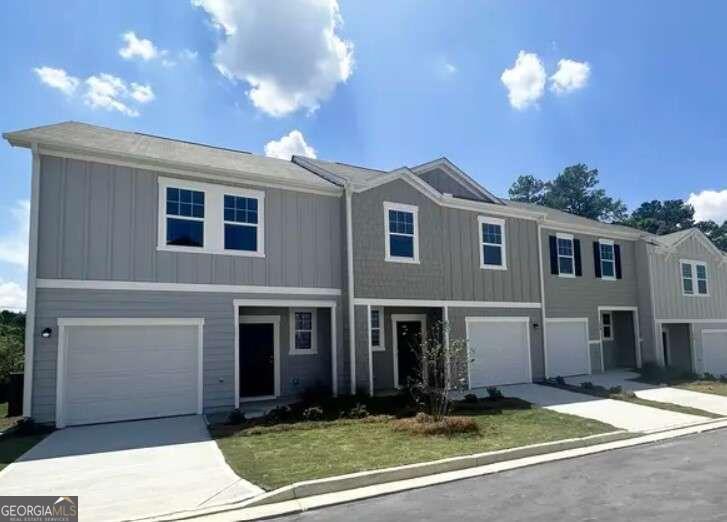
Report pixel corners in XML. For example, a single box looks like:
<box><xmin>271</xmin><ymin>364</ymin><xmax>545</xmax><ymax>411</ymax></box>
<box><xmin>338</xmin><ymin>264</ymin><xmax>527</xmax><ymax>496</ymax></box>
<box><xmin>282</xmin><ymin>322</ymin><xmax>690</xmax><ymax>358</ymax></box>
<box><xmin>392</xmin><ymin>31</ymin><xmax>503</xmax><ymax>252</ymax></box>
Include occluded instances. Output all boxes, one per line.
<box><xmin>406</xmin><ymin>321</ymin><xmax>471</xmax><ymax>421</ymax></box>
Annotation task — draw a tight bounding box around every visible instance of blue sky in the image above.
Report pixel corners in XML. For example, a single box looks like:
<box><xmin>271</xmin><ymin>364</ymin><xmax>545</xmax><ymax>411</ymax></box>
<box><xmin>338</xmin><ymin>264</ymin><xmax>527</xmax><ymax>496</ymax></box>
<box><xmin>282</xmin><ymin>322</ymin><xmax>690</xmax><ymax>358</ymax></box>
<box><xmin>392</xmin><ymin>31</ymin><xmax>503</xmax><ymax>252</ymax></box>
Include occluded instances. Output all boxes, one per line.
<box><xmin>1</xmin><ymin>0</ymin><xmax>727</xmax><ymax>310</ymax></box>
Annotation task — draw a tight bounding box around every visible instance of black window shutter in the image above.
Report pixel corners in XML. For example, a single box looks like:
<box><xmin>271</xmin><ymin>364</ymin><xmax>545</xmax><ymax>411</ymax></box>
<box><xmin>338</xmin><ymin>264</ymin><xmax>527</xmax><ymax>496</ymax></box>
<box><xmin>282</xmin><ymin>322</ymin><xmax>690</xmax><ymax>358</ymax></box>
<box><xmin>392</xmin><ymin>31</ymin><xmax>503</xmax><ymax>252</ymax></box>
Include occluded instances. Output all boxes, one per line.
<box><xmin>593</xmin><ymin>242</ymin><xmax>602</xmax><ymax>278</ymax></box>
<box><xmin>615</xmin><ymin>244</ymin><xmax>623</xmax><ymax>279</ymax></box>
<box><xmin>549</xmin><ymin>236</ymin><xmax>558</xmax><ymax>275</ymax></box>
<box><xmin>574</xmin><ymin>239</ymin><xmax>582</xmax><ymax>276</ymax></box>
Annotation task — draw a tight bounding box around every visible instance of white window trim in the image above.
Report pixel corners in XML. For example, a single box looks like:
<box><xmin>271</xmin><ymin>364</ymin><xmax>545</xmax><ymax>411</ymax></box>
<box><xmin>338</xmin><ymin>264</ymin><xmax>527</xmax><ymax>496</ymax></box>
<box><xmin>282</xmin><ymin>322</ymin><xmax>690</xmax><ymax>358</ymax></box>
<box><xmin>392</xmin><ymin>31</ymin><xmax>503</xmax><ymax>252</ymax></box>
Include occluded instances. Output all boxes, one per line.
<box><xmin>289</xmin><ymin>308</ymin><xmax>318</xmax><ymax>355</ymax></box>
<box><xmin>370</xmin><ymin>306</ymin><xmax>385</xmax><ymax>352</ymax></box>
<box><xmin>556</xmin><ymin>232</ymin><xmax>575</xmax><ymax>278</ymax></box>
<box><xmin>158</xmin><ymin>177</ymin><xmax>265</xmax><ymax>257</ymax></box>
<box><xmin>680</xmin><ymin>259</ymin><xmax>709</xmax><ymax>297</ymax></box>
<box><xmin>601</xmin><ymin>311</ymin><xmax>614</xmax><ymax>340</ymax></box>
<box><xmin>478</xmin><ymin>216</ymin><xmax>507</xmax><ymax>270</ymax></box>
<box><xmin>384</xmin><ymin>201</ymin><xmax>420</xmax><ymax>264</ymax></box>
<box><xmin>598</xmin><ymin>239</ymin><xmax>616</xmax><ymax>281</ymax></box>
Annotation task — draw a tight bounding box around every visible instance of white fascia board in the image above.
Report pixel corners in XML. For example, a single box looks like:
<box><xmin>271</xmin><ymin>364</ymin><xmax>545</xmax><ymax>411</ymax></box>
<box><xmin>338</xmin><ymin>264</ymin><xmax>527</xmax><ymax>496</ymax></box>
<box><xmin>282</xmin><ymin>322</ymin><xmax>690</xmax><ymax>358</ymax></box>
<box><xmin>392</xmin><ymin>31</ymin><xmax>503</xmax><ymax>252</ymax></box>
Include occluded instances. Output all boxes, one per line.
<box><xmin>411</xmin><ymin>158</ymin><xmax>503</xmax><ymax>204</ymax></box>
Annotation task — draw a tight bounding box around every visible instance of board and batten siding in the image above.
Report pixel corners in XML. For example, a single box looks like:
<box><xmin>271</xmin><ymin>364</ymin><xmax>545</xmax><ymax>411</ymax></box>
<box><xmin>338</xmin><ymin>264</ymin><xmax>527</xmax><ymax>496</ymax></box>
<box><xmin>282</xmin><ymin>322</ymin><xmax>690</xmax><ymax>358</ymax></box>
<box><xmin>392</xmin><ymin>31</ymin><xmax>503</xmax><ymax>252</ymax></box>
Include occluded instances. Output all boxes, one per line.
<box><xmin>31</xmin><ymin>288</ymin><xmax>345</xmax><ymax>424</ymax></box>
<box><xmin>541</xmin><ymin>228</ymin><xmax>639</xmax><ymax>340</ymax></box>
<box><xmin>647</xmin><ymin>236</ymin><xmax>727</xmax><ymax>320</ymax></box>
<box><xmin>35</xmin><ymin>155</ymin><xmax>344</xmax><ymax>289</ymax></box>
<box><xmin>352</xmin><ymin>179</ymin><xmax>541</xmax><ymax>303</ymax></box>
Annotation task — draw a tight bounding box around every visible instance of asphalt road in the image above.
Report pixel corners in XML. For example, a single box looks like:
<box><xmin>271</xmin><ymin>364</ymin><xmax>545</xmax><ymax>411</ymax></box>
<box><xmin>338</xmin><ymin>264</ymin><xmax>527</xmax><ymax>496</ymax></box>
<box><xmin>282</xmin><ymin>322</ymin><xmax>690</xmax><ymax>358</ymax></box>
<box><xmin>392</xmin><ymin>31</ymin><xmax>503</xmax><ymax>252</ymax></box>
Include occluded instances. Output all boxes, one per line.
<box><xmin>272</xmin><ymin>428</ymin><xmax>727</xmax><ymax>522</ymax></box>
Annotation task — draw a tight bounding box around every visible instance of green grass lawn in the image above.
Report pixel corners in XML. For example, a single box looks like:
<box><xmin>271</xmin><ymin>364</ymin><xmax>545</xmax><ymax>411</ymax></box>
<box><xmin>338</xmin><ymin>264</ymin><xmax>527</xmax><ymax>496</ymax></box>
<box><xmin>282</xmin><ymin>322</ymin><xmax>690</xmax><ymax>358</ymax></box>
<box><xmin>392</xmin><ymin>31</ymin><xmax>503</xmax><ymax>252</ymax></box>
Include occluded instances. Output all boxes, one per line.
<box><xmin>676</xmin><ymin>381</ymin><xmax>727</xmax><ymax>398</ymax></box>
<box><xmin>212</xmin><ymin>408</ymin><xmax>614</xmax><ymax>490</ymax></box>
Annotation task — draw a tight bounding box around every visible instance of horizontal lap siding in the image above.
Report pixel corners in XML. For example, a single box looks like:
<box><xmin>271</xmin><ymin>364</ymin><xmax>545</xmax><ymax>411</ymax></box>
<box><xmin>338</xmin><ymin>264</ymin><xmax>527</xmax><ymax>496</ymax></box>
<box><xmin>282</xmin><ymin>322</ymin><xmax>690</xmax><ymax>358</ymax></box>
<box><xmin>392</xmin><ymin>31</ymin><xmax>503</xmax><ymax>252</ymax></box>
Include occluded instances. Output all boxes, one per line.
<box><xmin>542</xmin><ymin>228</ymin><xmax>638</xmax><ymax>340</ymax></box>
<box><xmin>36</xmin><ymin>155</ymin><xmax>344</xmax><ymax>289</ymax></box>
<box><xmin>32</xmin><ymin>289</ymin><xmax>344</xmax><ymax>424</ymax></box>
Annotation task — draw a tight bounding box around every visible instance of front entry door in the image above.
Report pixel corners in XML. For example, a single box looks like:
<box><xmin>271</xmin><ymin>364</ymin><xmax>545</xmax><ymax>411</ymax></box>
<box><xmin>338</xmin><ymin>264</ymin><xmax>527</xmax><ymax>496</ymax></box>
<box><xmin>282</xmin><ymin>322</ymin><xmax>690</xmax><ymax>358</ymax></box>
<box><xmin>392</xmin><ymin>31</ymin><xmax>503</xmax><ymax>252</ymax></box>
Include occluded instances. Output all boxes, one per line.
<box><xmin>240</xmin><ymin>322</ymin><xmax>275</xmax><ymax>398</ymax></box>
<box><xmin>396</xmin><ymin>321</ymin><xmax>422</xmax><ymax>387</ymax></box>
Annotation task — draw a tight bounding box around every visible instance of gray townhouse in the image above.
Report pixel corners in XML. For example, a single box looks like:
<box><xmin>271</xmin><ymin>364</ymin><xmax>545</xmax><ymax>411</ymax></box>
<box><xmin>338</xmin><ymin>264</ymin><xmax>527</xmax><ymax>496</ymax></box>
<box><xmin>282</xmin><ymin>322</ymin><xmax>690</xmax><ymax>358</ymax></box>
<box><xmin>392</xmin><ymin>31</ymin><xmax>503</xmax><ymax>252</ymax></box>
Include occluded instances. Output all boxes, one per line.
<box><xmin>4</xmin><ymin>121</ymin><xmax>727</xmax><ymax>428</ymax></box>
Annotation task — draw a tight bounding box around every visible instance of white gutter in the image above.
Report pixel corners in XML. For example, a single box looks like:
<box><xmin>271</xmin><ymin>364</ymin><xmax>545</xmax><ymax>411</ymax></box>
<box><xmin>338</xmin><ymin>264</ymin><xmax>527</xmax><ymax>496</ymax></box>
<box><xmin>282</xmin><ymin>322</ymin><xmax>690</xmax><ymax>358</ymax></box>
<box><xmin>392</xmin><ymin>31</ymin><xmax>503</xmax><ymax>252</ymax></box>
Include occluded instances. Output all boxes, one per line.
<box><xmin>23</xmin><ymin>143</ymin><xmax>41</xmax><ymax>417</ymax></box>
<box><xmin>345</xmin><ymin>185</ymin><xmax>357</xmax><ymax>394</ymax></box>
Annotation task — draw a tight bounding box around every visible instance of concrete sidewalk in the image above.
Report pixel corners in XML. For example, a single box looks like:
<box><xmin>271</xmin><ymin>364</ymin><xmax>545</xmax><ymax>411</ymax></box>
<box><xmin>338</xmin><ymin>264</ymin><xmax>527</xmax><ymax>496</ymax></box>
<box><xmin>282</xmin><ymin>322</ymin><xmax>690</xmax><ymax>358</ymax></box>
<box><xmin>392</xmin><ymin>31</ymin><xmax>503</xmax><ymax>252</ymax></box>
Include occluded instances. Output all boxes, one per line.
<box><xmin>566</xmin><ymin>371</ymin><xmax>727</xmax><ymax>417</ymax></box>
<box><xmin>501</xmin><ymin>383</ymin><xmax>707</xmax><ymax>432</ymax></box>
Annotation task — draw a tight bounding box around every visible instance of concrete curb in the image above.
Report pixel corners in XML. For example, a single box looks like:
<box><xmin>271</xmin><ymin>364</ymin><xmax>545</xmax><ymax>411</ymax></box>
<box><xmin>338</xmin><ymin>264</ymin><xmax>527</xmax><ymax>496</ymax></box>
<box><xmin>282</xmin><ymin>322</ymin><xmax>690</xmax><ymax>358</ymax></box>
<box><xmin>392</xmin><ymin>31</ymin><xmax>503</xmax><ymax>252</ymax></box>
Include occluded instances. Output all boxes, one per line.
<box><xmin>145</xmin><ymin>417</ymin><xmax>727</xmax><ymax>522</ymax></box>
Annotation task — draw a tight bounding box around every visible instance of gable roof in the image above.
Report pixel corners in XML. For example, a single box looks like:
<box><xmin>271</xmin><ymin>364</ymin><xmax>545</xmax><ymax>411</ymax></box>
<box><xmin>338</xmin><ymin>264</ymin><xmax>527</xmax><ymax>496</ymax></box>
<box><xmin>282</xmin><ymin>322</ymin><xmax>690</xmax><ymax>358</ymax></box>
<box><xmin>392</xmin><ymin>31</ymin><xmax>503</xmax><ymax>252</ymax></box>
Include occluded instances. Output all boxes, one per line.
<box><xmin>3</xmin><ymin>121</ymin><xmax>339</xmax><ymax>194</ymax></box>
<box><xmin>411</xmin><ymin>157</ymin><xmax>503</xmax><ymax>204</ymax></box>
<box><xmin>291</xmin><ymin>156</ymin><xmax>385</xmax><ymax>188</ymax></box>
<box><xmin>653</xmin><ymin>228</ymin><xmax>726</xmax><ymax>260</ymax></box>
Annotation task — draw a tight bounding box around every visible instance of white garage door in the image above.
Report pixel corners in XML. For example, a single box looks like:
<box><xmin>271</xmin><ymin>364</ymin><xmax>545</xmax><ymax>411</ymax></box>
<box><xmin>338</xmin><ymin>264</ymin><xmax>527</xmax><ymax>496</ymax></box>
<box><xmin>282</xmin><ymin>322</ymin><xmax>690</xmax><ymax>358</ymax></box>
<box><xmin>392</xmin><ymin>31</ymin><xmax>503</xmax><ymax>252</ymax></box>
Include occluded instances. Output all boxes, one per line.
<box><xmin>58</xmin><ymin>319</ymin><xmax>202</xmax><ymax>427</ymax></box>
<box><xmin>702</xmin><ymin>330</ymin><xmax>727</xmax><ymax>376</ymax></box>
<box><xmin>466</xmin><ymin>318</ymin><xmax>532</xmax><ymax>388</ymax></box>
<box><xmin>546</xmin><ymin>319</ymin><xmax>591</xmax><ymax>377</ymax></box>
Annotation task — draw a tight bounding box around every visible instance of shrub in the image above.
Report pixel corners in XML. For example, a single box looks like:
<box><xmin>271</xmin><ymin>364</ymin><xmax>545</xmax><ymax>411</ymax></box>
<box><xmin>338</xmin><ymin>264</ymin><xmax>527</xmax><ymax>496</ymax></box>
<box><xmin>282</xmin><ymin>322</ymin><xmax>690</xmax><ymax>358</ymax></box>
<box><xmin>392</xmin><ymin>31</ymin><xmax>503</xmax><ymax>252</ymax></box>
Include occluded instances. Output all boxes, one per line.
<box><xmin>720</xmin><ymin>375</ymin><xmax>727</xmax><ymax>384</ymax></box>
<box><xmin>301</xmin><ymin>406</ymin><xmax>324</xmax><ymax>421</ymax></box>
<box><xmin>703</xmin><ymin>373</ymin><xmax>717</xmax><ymax>382</ymax></box>
<box><xmin>226</xmin><ymin>408</ymin><xmax>246</xmax><ymax>425</ymax></box>
<box><xmin>391</xmin><ymin>412</ymin><xmax>479</xmax><ymax>436</ymax></box>
<box><xmin>300</xmin><ymin>384</ymin><xmax>330</xmax><ymax>404</ymax></box>
<box><xmin>555</xmin><ymin>376</ymin><xmax>566</xmax><ymax>386</ymax></box>
<box><xmin>463</xmin><ymin>393</ymin><xmax>479</xmax><ymax>403</ymax></box>
<box><xmin>608</xmin><ymin>386</ymin><xmax>623</xmax><ymax>395</ymax></box>
<box><xmin>580</xmin><ymin>381</ymin><xmax>595</xmax><ymax>390</ymax></box>
<box><xmin>346</xmin><ymin>402</ymin><xmax>369</xmax><ymax>419</ymax></box>
<box><xmin>486</xmin><ymin>386</ymin><xmax>503</xmax><ymax>400</ymax></box>
<box><xmin>266</xmin><ymin>405</ymin><xmax>293</xmax><ymax>423</ymax></box>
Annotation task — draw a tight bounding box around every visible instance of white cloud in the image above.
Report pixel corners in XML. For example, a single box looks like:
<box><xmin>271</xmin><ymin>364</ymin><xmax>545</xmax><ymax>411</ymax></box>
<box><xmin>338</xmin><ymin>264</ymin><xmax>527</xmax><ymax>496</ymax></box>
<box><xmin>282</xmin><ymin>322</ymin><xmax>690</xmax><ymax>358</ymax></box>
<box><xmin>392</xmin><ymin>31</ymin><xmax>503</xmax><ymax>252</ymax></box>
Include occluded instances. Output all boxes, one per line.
<box><xmin>688</xmin><ymin>189</ymin><xmax>727</xmax><ymax>223</ymax></box>
<box><xmin>119</xmin><ymin>31</ymin><xmax>159</xmax><ymax>61</ymax></box>
<box><xmin>264</xmin><ymin>130</ymin><xmax>317</xmax><ymax>160</ymax></box>
<box><xmin>193</xmin><ymin>0</ymin><xmax>354</xmax><ymax>117</ymax></box>
<box><xmin>84</xmin><ymin>74</ymin><xmax>141</xmax><ymax>116</ymax></box>
<box><xmin>179</xmin><ymin>49</ymin><xmax>198</xmax><ymax>61</ymax></box>
<box><xmin>443</xmin><ymin>62</ymin><xmax>457</xmax><ymax>75</ymax></box>
<box><xmin>0</xmin><ymin>200</ymin><xmax>29</xmax><ymax>268</ymax></box>
<box><xmin>33</xmin><ymin>66</ymin><xmax>80</xmax><ymax>96</ymax></box>
<box><xmin>130</xmin><ymin>82</ymin><xmax>155</xmax><ymax>103</ymax></box>
<box><xmin>500</xmin><ymin>51</ymin><xmax>546</xmax><ymax>110</ymax></box>
<box><xmin>550</xmin><ymin>58</ymin><xmax>591</xmax><ymax>94</ymax></box>
<box><xmin>0</xmin><ymin>280</ymin><xmax>26</xmax><ymax>312</ymax></box>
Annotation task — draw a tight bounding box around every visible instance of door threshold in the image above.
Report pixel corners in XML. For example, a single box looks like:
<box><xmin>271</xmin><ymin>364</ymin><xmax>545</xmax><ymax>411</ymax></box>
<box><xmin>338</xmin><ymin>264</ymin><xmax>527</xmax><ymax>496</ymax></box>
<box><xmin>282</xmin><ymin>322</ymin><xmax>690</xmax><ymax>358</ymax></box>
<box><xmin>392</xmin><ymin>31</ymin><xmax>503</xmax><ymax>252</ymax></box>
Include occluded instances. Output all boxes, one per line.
<box><xmin>239</xmin><ymin>395</ymin><xmax>277</xmax><ymax>403</ymax></box>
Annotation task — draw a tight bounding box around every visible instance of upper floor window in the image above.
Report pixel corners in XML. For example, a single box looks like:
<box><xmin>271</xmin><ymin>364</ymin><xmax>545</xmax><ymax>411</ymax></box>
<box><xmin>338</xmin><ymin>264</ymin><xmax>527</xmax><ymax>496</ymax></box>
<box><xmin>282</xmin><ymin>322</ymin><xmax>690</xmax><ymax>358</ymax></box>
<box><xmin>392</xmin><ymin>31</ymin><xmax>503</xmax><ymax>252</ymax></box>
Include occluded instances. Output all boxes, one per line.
<box><xmin>224</xmin><ymin>195</ymin><xmax>259</xmax><ymax>252</ymax></box>
<box><xmin>599</xmin><ymin>240</ymin><xmax>615</xmax><ymax>279</ymax></box>
<box><xmin>290</xmin><ymin>309</ymin><xmax>317</xmax><ymax>355</ymax></box>
<box><xmin>158</xmin><ymin>177</ymin><xmax>264</xmax><ymax>257</ymax></box>
<box><xmin>557</xmin><ymin>233</ymin><xmax>575</xmax><ymax>277</ymax></box>
<box><xmin>681</xmin><ymin>260</ymin><xmax>708</xmax><ymax>296</ymax></box>
<box><xmin>384</xmin><ymin>202</ymin><xmax>419</xmax><ymax>263</ymax></box>
<box><xmin>165</xmin><ymin>187</ymin><xmax>205</xmax><ymax>248</ymax></box>
<box><xmin>370</xmin><ymin>307</ymin><xmax>385</xmax><ymax>351</ymax></box>
<box><xmin>478</xmin><ymin>216</ymin><xmax>507</xmax><ymax>270</ymax></box>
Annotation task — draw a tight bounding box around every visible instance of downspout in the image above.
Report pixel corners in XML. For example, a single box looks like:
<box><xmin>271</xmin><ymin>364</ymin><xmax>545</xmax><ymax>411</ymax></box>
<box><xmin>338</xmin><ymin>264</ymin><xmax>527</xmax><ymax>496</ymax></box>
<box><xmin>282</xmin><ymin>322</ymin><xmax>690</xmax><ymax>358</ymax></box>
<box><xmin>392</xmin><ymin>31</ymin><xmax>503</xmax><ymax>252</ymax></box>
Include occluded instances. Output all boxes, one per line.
<box><xmin>24</xmin><ymin>143</ymin><xmax>41</xmax><ymax>417</ymax></box>
<box><xmin>345</xmin><ymin>184</ymin><xmax>357</xmax><ymax>394</ymax></box>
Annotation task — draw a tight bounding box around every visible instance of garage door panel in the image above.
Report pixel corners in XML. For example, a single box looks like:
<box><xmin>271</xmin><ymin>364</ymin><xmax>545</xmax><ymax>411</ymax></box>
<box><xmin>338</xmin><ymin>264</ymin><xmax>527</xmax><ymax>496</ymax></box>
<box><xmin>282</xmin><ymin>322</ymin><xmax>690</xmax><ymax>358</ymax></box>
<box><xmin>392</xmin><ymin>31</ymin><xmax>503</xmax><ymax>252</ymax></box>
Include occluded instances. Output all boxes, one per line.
<box><xmin>546</xmin><ymin>320</ymin><xmax>590</xmax><ymax>377</ymax></box>
<box><xmin>61</xmin><ymin>322</ymin><xmax>200</xmax><ymax>427</ymax></box>
<box><xmin>467</xmin><ymin>319</ymin><xmax>531</xmax><ymax>388</ymax></box>
<box><xmin>702</xmin><ymin>331</ymin><xmax>727</xmax><ymax>376</ymax></box>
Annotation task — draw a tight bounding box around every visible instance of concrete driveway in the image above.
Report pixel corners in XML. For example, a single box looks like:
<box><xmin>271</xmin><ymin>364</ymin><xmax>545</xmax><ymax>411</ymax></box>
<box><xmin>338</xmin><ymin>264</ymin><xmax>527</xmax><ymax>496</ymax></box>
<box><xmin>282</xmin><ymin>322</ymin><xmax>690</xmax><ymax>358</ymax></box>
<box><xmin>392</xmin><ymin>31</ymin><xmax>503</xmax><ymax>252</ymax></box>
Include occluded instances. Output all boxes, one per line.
<box><xmin>501</xmin><ymin>383</ymin><xmax>707</xmax><ymax>432</ymax></box>
<box><xmin>566</xmin><ymin>371</ymin><xmax>727</xmax><ymax>417</ymax></box>
<box><xmin>0</xmin><ymin>416</ymin><xmax>262</xmax><ymax>522</ymax></box>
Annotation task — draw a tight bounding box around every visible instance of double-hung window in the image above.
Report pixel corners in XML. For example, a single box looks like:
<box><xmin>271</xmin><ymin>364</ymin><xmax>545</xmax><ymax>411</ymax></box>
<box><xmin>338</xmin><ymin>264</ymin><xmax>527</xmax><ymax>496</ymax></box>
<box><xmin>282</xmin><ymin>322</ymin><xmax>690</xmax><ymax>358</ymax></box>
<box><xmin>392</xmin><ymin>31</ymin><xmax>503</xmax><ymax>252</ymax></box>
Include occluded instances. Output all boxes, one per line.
<box><xmin>384</xmin><ymin>202</ymin><xmax>419</xmax><ymax>263</ymax></box>
<box><xmin>158</xmin><ymin>178</ymin><xmax>264</xmax><ymax>256</ymax></box>
<box><xmin>370</xmin><ymin>307</ymin><xmax>385</xmax><ymax>351</ymax></box>
<box><xmin>165</xmin><ymin>187</ymin><xmax>205</xmax><ymax>248</ymax></box>
<box><xmin>290</xmin><ymin>309</ymin><xmax>317</xmax><ymax>355</ymax></box>
<box><xmin>599</xmin><ymin>240</ymin><xmax>616</xmax><ymax>279</ymax></box>
<box><xmin>557</xmin><ymin>233</ymin><xmax>575</xmax><ymax>277</ymax></box>
<box><xmin>478</xmin><ymin>216</ymin><xmax>507</xmax><ymax>270</ymax></box>
<box><xmin>681</xmin><ymin>260</ymin><xmax>708</xmax><ymax>296</ymax></box>
<box><xmin>224</xmin><ymin>195</ymin><xmax>260</xmax><ymax>253</ymax></box>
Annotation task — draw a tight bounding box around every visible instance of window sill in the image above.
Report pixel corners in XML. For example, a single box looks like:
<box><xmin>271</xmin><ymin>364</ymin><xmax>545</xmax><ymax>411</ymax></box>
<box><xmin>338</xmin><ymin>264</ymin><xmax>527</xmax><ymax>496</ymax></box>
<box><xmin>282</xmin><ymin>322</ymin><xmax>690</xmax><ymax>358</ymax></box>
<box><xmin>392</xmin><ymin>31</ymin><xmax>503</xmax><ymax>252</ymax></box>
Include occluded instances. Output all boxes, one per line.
<box><xmin>157</xmin><ymin>245</ymin><xmax>265</xmax><ymax>258</ymax></box>
<box><xmin>371</xmin><ymin>346</ymin><xmax>386</xmax><ymax>352</ymax></box>
<box><xmin>385</xmin><ymin>257</ymin><xmax>420</xmax><ymax>264</ymax></box>
<box><xmin>683</xmin><ymin>293</ymin><xmax>710</xmax><ymax>298</ymax></box>
<box><xmin>557</xmin><ymin>273</ymin><xmax>576</xmax><ymax>279</ymax></box>
<box><xmin>480</xmin><ymin>264</ymin><xmax>507</xmax><ymax>271</ymax></box>
<box><xmin>600</xmin><ymin>276</ymin><xmax>617</xmax><ymax>281</ymax></box>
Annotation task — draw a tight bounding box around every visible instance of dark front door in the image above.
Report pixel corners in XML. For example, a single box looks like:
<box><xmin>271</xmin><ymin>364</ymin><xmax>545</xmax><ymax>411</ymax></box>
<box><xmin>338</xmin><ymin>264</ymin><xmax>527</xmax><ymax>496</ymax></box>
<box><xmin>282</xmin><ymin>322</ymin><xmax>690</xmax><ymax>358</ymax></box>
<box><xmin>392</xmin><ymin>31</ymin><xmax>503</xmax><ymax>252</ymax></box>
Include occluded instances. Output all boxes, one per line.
<box><xmin>239</xmin><ymin>323</ymin><xmax>275</xmax><ymax>398</ymax></box>
<box><xmin>662</xmin><ymin>330</ymin><xmax>670</xmax><ymax>367</ymax></box>
<box><xmin>396</xmin><ymin>321</ymin><xmax>422</xmax><ymax>387</ymax></box>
